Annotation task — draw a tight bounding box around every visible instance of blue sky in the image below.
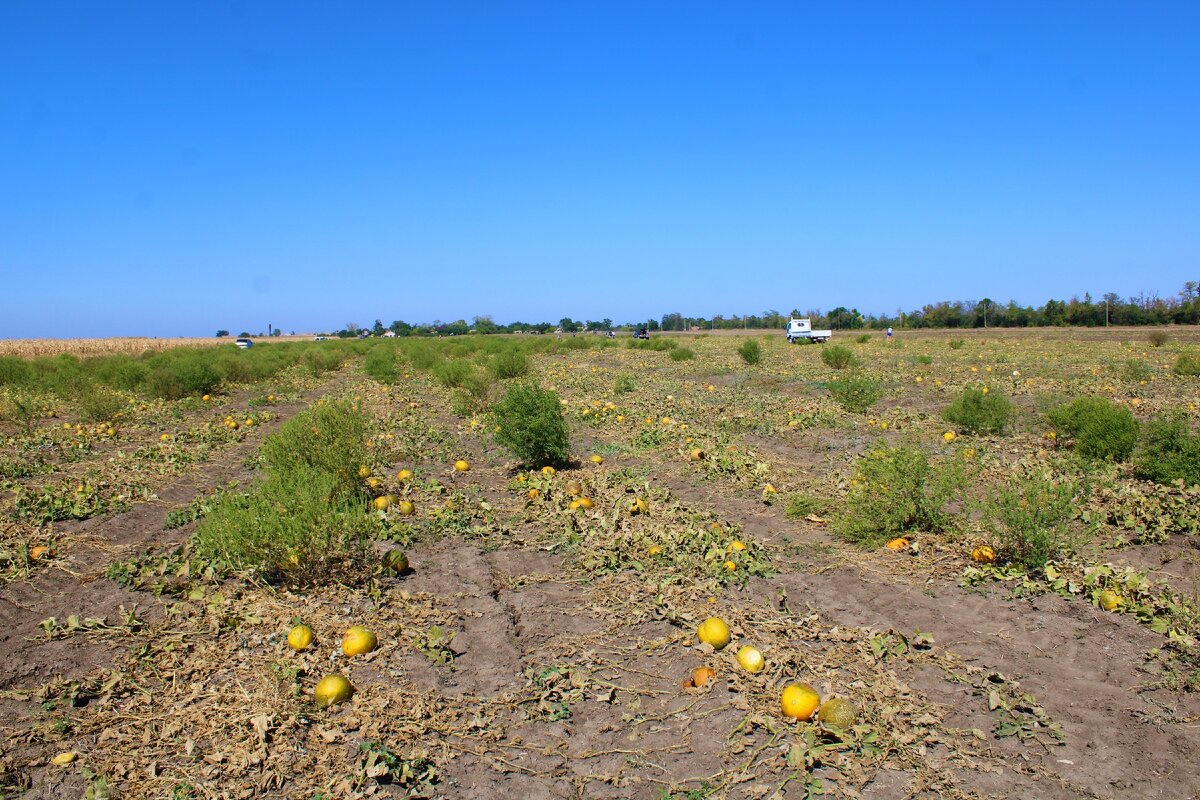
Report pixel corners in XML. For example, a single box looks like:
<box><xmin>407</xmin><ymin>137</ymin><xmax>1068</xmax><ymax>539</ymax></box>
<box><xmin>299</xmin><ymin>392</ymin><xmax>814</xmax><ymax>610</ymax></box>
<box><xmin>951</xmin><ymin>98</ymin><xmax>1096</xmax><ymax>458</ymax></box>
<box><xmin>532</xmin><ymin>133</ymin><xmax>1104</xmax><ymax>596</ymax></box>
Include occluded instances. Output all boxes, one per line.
<box><xmin>2</xmin><ymin>2</ymin><xmax>1197</xmax><ymax>337</ymax></box>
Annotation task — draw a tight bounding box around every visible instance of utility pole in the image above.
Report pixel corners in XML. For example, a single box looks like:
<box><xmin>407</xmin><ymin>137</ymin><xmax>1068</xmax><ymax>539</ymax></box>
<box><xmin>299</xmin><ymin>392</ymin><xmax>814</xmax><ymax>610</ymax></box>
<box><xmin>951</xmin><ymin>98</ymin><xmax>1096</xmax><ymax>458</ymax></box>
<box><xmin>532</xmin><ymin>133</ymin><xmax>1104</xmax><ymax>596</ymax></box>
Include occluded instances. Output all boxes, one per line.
<box><xmin>1105</xmin><ymin>298</ymin><xmax>1109</xmax><ymax>327</ymax></box>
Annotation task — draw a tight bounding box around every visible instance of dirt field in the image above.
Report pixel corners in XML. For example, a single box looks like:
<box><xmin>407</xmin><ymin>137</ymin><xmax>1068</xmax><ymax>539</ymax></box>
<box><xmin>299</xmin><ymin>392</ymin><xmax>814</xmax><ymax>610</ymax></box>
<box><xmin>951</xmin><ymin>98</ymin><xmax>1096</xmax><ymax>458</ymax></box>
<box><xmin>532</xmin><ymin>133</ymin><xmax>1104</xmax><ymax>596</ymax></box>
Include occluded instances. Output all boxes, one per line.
<box><xmin>2</xmin><ymin>329</ymin><xmax>1198</xmax><ymax>799</ymax></box>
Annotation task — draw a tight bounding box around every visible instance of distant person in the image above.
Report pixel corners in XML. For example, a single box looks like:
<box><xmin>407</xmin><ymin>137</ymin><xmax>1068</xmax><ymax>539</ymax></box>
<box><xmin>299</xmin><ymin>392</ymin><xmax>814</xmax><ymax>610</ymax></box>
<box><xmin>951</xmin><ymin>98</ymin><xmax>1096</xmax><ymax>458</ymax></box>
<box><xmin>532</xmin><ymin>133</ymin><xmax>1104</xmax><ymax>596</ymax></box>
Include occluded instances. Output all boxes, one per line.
<box><xmin>886</xmin><ymin>326</ymin><xmax>893</xmax><ymax>342</ymax></box>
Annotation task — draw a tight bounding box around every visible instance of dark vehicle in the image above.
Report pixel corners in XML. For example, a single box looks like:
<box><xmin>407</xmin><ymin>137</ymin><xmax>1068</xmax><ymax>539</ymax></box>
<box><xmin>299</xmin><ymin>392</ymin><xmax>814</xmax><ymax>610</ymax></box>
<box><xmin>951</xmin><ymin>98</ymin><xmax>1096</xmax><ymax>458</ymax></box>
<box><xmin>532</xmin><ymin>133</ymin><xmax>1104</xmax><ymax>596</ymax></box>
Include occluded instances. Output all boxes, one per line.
<box><xmin>634</xmin><ymin>328</ymin><xmax>650</xmax><ymax>340</ymax></box>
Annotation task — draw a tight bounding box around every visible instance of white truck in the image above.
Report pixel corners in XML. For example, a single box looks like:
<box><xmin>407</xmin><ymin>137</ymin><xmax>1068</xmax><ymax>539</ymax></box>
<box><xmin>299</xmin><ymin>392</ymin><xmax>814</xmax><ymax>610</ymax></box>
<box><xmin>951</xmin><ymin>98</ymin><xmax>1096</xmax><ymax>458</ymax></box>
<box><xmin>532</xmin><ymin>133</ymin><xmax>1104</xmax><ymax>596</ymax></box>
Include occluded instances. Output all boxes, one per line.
<box><xmin>785</xmin><ymin>318</ymin><xmax>832</xmax><ymax>344</ymax></box>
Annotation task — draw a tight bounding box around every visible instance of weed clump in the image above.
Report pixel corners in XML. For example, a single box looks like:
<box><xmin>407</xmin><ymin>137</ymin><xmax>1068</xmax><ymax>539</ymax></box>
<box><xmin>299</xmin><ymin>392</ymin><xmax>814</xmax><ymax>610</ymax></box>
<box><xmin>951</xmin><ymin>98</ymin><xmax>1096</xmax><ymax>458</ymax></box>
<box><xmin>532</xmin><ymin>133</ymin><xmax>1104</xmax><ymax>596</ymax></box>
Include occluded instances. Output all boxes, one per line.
<box><xmin>193</xmin><ymin>398</ymin><xmax>373</xmax><ymax>584</ymax></box>
<box><xmin>451</xmin><ymin>372</ymin><xmax>494</xmax><ymax>417</ymax></box>
<box><xmin>835</xmin><ymin>444</ymin><xmax>957</xmax><ymax>547</ymax></box>
<box><xmin>0</xmin><ymin>356</ymin><xmax>32</xmax><ymax>387</ymax></box>
<box><xmin>942</xmin><ymin>386</ymin><xmax>1013</xmax><ymax>435</ymax></box>
<box><xmin>1047</xmin><ymin>396</ymin><xmax>1137</xmax><ymax>461</ymax></box>
<box><xmin>77</xmin><ymin>385</ymin><xmax>127</xmax><ymax>423</ymax></box>
<box><xmin>627</xmin><ymin>338</ymin><xmax>678</xmax><ymax>352</ymax></box>
<box><xmin>1148</xmin><ymin>330</ymin><xmax>1170</xmax><ymax>348</ymax></box>
<box><xmin>820</xmin><ymin>345</ymin><xmax>858</xmax><ymax>370</ymax></box>
<box><xmin>145</xmin><ymin>358</ymin><xmax>220</xmax><ymax>400</ymax></box>
<box><xmin>492</xmin><ymin>383</ymin><xmax>571</xmax><ymax>468</ymax></box>
<box><xmin>856</xmin><ymin>334</ymin><xmax>872</xmax><ymax>344</ymax></box>
<box><xmin>985</xmin><ymin>469</ymin><xmax>1083</xmax><ymax>569</ymax></box>
<box><xmin>0</xmin><ymin>388</ymin><xmax>52</xmax><ymax>435</ymax></box>
<box><xmin>364</xmin><ymin>345</ymin><xmax>400</xmax><ymax>383</ymax></box>
<box><xmin>948</xmin><ymin>339</ymin><xmax>965</xmax><ymax>350</ymax></box>
<box><xmin>303</xmin><ymin>347</ymin><xmax>344</xmax><ymax>375</ymax></box>
<box><xmin>193</xmin><ymin>466</ymin><xmax>374</xmax><ymax>584</ymax></box>
<box><xmin>614</xmin><ymin>374</ymin><xmax>636</xmax><ymax>394</ymax></box>
<box><xmin>669</xmin><ymin>347</ymin><xmax>696</xmax><ymax>361</ymax></box>
<box><xmin>785</xmin><ymin>495</ymin><xmax>834</xmax><ymax>519</ymax></box>
<box><xmin>737</xmin><ymin>339</ymin><xmax>763</xmax><ymax>366</ymax></box>
<box><xmin>432</xmin><ymin>359</ymin><xmax>474</xmax><ymax>388</ymax></box>
<box><xmin>1122</xmin><ymin>360</ymin><xmax>1151</xmax><ymax>383</ymax></box>
<box><xmin>261</xmin><ymin>399</ymin><xmax>369</xmax><ymax>497</ymax></box>
<box><xmin>1134</xmin><ymin>414</ymin><xmax>1200</xmax><ymax>488</ymax></box>
<box><xmin>827</xmin><ymin>371</ymin><xmax>883</xmax><ymax>414</ymax></box>
<box><xmin>489</xmin><ymin>349</ymin><xmax>530</xmax><ymax>380</ymax></box>
<box><xmin>1174</xmin><ymin>349</ymin><xmax>1200</xmax><ymax>376</ymax></box>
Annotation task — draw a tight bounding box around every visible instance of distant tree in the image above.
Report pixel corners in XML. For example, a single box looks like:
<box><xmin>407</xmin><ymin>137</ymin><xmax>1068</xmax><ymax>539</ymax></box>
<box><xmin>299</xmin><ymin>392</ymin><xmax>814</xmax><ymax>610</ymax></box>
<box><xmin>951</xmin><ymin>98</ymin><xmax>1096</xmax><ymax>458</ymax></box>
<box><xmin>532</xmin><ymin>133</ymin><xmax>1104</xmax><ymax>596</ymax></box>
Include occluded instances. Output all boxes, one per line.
<box><xmin>389</xmin><ymin>320</ymin><xmax>412</xmax><ymax>336</ymax></box>
<box><xmin>215</xmin><ymin>330</ymin><xmax>230</xmax><ymax>337</ymax></box>
<box><xmin>559</xmin><ymin>317</ymin><xmax>580</xmax><ymax>333</ymax></box>
<box><xmin>271</xmin><ymin>329</ymin><xmax>282</xmax><ymax>337</ymax></box>
<box><xmin>372</xmin><ymin>319</ymin><xmax>386</xmax><ymax>337</ymax></box>
<box><xmin>473</xmin><ymin>315</ymin><xmax>499</xmax><ymax>334</ymax></box>
<box><xmin>239</xmin><ymin>331</ymin><xmax>251</xmax><ymax>338</ymax></box>
<box><xmin>827</xmin><ymin>307</ymin><xmax>865</xmax><ymax>329</ymax></box>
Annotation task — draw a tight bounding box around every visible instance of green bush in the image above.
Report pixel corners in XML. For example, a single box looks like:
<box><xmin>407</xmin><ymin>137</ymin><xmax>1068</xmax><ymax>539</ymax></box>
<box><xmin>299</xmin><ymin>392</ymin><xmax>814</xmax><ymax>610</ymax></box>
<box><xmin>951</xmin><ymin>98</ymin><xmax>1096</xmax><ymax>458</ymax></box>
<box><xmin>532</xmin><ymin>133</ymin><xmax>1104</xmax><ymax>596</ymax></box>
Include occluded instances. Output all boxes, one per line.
<box><xmin>0</xmin><ymin>388</ymin><xmax>52</xmax><ymax>435</ymax></box>
<box><xmin>1134</xmin><ymin>414</ymin><xmax>1200</xmax><ymax>488</ymax></box>
<box><xmin>33</xmin><ymin>354</ymin><xmax>87</xmax><ymax>397</ymax></box>
<box><xmin>192</xmin><ymin>465</ymin><xmax>374</xmax><ymax>585</ymax></box>
<box><xmin>669</xmin><ymin>347</ymin><xmax>695</xmax><ymax>361</ymax></box>
<box><xmin>855</xmin><ymin>334</ymin><xmax>872</xmax><ymax>344</ymax></box>
<box><xmin>0</xmin><ymin>356</ymin><xmax>32</xmax><ymax>387</ymax></box>
<box><xmin>911</xmin><ymin>354</ymin><xmax>933</xmax><ymax>365</ymax></box>
<box><xmin>1148</xmin><ymin>330</ymin><xmax>1170</xmax><ymax>347</ymax></box>
<box><xmin>261</xmin><ymin>399</ymin><xmax>368</xmax><ymax>497</ymax></box>
<box><xmin>820</xmin><ymin>345</ymin><xmax>858</xmax><ymax>370</ymax></box>
<box><xmin>1175</xmin><ymin>349</ymin><xmax>1200</xmax><ymax>376</ymax></box>
<box><xmin>491</xmin><ymin>383</ymin><xmax>571</xmax><ymax>468</ymax></box>
<box><xmin>364</xmin><ymin>345</ymin><xmax>400</xmax><ymax>383</ymax></box>
<box><xmin>405</xmin><ymin>344</ymin><xmax>440</xmax><ymax>371</ymax></box>
<box><xmin>303</xmin><ymin>347</ymin><xmax>344</xmax><ymax>375</ymax></box>
<box><xmin>985</xmin><ymin>470</ymin><xmax>1082</xmax><ymax>569</ymax></box>
<box><xmin>827</xmin><ymin>371</ymin><xmax>883</xmax><ymax>413</ymax></box>
<box><xmin>835</xmin><ymin>444</ymin><xmax>957</xmax><ymax>547</ymax></box>
<box><xmin>942</xmin><ymin>386</ymin><xmax>1013</xmax><ymax>435</ymax></box>
<box><xmin>1047</xmin><ymin>396</ymin><xmax>1138</xmax><ymax>461</ymax></box>
<box><xmin>432</xmin><ymin>359</ymin><xmax>474</xmax><ymax>388</ymax></box>
<box><xmin>737</xmin><ymin>339</ymin><xmax>762</xmax><ymax>365</ymax></box>
<box><xmin>77</xmin><ymin>385</ymin><xmax>127</xmax><ymax>423</ymax></box>
<box><xmin>145</xmin><ymin>359</ymin><xmax>220</xmax><ymax>400</ymax></box>
<box><xmin>614</xmin><ymin>374</ymin><xmax>636</xmax><ymax>394</ymax></box>
<box><xmin>948</xmin><ymin>339</ymin><xmax>965</xmax><ymax>350</ymax></box>
<box><xmin>211</xmin><ymin>352</ymin><xmax>255</xmax><ymax>384</ymax></box>
<box><xmin>91</xmin><ymin>357</ymin><xmax>149</xmax><ymax>390</ymax></box>
<box><xmin>489</xmin><ymin>349</ymin><xmax>530</xmax><ymax>379</ymax></box>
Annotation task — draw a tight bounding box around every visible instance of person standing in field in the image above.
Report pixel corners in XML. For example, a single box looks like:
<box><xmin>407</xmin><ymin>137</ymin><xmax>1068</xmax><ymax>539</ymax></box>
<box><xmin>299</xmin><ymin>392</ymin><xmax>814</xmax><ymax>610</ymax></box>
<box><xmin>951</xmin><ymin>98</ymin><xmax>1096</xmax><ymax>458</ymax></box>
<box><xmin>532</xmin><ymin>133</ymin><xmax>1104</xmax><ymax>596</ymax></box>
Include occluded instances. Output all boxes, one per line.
<box><xmin>886</xmin><ymin>326</ymin><xmax>893</xmax><ymax>342</ymax></box>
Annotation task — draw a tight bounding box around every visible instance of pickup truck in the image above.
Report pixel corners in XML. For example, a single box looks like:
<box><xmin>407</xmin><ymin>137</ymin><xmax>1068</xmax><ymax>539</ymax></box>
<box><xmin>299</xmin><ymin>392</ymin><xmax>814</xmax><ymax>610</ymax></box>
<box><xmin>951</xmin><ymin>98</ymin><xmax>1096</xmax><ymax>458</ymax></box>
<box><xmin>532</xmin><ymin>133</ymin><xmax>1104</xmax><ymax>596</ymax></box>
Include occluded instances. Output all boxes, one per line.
<box><xmin>785</xmin><ymin>318</ymin><xmax>832</xmax><ymax>344</ymax></box>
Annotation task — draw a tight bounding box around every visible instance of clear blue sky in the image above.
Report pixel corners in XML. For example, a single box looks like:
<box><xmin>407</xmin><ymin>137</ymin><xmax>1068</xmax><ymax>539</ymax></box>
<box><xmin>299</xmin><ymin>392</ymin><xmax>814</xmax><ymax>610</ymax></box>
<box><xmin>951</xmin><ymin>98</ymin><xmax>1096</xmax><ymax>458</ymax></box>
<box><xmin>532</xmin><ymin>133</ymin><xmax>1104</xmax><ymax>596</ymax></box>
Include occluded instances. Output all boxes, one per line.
<box><xmin>2</xmin><ymin>2</ymin><xmax>1197</xmax><ymax>337</ymax></box>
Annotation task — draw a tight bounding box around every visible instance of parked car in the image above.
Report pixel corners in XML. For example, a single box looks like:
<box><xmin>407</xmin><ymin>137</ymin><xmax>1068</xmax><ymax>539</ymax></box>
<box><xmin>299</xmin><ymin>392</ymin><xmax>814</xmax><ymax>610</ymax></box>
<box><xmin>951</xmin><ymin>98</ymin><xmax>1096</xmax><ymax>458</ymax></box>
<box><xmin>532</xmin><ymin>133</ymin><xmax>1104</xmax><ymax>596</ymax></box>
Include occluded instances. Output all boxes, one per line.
<box><xmin>235</xmin><ymin>338</ymin><xmax>254</xmax><ymax>349</ymax></box>
<box><xmin>314</xmin><ymin>336</ymin><xmax>327</xmax><ymax>341</ymax></box>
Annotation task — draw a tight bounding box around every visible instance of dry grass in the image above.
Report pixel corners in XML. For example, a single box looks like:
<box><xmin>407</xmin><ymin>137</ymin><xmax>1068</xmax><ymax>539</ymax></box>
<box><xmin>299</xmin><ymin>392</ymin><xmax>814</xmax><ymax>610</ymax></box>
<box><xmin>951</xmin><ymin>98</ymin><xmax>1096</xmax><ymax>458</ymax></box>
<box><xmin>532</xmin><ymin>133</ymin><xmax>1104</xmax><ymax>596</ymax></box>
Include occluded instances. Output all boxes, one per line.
<box><xmin>0</xmin><ymin>336</ymin><xmax>311</xmax><ymax>358</ymax></box>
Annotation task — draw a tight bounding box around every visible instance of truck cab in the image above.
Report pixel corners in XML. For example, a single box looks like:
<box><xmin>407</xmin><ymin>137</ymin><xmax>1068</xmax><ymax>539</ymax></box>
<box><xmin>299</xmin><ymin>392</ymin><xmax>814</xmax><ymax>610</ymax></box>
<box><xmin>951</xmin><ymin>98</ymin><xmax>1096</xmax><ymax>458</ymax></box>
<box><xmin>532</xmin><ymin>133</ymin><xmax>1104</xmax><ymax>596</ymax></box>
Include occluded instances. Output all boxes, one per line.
<box><xmin>786</xmin><ymin>318</ymin><xmax>832</xmax><ymax>344</ymax></box>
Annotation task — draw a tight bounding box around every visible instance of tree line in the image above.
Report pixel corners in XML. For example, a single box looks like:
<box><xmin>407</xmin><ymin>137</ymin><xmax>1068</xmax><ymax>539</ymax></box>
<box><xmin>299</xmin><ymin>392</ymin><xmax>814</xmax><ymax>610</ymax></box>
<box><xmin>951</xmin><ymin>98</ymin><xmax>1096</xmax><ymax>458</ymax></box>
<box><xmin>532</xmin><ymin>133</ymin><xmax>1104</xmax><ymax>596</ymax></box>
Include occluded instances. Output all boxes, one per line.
<box><xmin>224</xmin><ymin>282</ymin><xmax>1199</xmax><ymax>339</ymax></box>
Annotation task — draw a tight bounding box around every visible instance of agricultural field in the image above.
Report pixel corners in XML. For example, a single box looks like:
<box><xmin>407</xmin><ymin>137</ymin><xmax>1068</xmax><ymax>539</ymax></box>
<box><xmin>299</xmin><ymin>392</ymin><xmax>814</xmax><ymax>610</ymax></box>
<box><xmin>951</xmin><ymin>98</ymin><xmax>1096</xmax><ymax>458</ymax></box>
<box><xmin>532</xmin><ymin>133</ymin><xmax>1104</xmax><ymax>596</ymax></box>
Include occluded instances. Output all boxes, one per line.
<box><xmin>0</xmin><ymin>338</ymin><xmax>233</xmax><ymax>359</ymax></box>
<box><xmin>2</xmin><ymin>329</ymin><xmax>1200</xmax><ymax>799</ymax></box>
